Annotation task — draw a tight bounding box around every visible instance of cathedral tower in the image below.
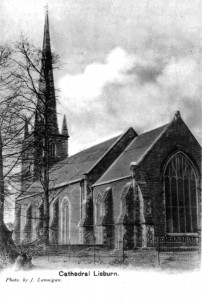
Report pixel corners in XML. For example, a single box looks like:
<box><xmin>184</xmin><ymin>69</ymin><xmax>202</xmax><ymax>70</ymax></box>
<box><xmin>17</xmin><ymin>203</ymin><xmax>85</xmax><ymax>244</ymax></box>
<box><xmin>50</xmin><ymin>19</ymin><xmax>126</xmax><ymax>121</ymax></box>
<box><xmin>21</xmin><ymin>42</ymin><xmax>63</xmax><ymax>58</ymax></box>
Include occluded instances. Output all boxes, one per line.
<box><xmin>21</xmin><ymin>10</ymin><xmax>69</xmax><ymax>192</ymax></box>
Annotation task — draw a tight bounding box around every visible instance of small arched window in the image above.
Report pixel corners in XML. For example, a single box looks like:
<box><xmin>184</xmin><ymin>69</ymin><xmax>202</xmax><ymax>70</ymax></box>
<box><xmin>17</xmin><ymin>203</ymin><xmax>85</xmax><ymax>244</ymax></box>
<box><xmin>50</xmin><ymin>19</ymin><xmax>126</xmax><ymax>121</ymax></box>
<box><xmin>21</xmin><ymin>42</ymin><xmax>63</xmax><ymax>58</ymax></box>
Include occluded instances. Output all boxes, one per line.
<box><xmin>49</xmin><ymin>142</ymin><xmax>56</xmax><ymax>157</ymax></box>
<box><xmin>95</xmin><ymin>193</ymin><xmax>103</xmax><ymax>224</ymax></box>
<box><xmin>36</xmin><ymin>202</ymin><xmax>44</xmax><ymax>237</ymax></box>
<box><xmin>164</xmin><ymin>152</ymin><xmax>198</xmax><ymax>233</ymax></box>
<box><xmin>24</xmin><ymin>204</ymin><xmax>32</xmax><ymax>241</ymax></box>
<box><xmin>29</xmin><ymin>163</ymin><xmax>34</xmax><ymax>175</ymax></box>
<box><xmin>61</xmin><ymin>198</ymin><xmax>71</xmax><ymax>244</ymax></box>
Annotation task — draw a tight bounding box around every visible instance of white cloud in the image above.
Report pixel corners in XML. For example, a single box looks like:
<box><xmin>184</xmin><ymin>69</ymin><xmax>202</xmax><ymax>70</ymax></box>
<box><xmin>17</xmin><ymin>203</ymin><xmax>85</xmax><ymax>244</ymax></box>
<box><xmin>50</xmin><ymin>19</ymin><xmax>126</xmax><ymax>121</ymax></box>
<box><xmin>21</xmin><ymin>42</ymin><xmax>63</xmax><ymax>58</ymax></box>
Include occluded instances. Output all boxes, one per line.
<box><xmin>157</xmin><ymin>58</ymin><xmax>201</xmax><ymax>99</ymax></box>
<box><xmin>58</xmin><ymin>47</ymin><xmax>202</xmax><ymax>155</ymax></box>
<box><xmin>58</xmin><ymin>47</ymin><xmax>137</xmax><ymax>112</ymax></box>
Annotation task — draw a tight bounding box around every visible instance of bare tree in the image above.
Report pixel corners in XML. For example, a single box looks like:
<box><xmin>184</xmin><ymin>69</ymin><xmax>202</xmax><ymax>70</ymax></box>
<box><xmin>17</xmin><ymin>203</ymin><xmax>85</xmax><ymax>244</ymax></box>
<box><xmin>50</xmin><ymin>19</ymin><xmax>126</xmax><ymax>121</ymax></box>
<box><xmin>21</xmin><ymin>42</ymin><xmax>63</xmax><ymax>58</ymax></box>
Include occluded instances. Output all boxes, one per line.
<box><xmin>0</xmin><ymin>45</ymin><xmax>25</xmax><ymax>263</ymax></box>
<box><xmin>1</xmin><ymin>11</ymin><xmax>67</xmax><ymax>259</ymax></box>
<box><xmin>11</xmin><ymin>35</ymin><xmax>65</xmax><ymax>245</ymax></box>
<box><xmin>0</xmin><ymin>24</ymin><xmax>65</xmax><ymax>270</ymax></box>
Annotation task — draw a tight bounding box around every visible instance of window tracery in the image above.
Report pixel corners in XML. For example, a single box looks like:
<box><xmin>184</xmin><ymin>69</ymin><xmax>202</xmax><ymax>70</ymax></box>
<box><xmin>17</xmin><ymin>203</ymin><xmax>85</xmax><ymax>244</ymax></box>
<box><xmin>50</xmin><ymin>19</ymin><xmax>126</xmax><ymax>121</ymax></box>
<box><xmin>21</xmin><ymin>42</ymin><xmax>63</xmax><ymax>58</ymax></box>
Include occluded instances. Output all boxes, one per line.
<box><xmin>164</xmin><ymin>152</ymin><xmax>198</xmax><ymax>233</ymax></box>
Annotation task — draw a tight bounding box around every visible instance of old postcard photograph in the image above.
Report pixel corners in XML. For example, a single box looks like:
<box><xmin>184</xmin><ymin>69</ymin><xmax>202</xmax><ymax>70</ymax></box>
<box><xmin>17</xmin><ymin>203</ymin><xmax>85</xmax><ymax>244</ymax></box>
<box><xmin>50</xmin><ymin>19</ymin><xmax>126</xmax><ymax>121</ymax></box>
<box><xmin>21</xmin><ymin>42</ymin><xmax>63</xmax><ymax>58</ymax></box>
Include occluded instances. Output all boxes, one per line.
<box><xmin>0</xmin><ymin>0</ymin><xmax>201</xmax><ymax>299</ymax></box>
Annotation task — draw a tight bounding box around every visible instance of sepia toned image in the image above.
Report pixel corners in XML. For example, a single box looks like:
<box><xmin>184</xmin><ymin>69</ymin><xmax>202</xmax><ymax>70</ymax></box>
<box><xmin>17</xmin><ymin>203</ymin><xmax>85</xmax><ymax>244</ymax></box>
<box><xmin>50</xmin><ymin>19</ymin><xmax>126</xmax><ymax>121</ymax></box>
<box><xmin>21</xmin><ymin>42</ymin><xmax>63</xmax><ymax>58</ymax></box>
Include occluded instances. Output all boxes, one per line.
<box><xmin>0</xmin><ymin>1</ymin><xmax>201</xmax><ymax>298</ymax></box>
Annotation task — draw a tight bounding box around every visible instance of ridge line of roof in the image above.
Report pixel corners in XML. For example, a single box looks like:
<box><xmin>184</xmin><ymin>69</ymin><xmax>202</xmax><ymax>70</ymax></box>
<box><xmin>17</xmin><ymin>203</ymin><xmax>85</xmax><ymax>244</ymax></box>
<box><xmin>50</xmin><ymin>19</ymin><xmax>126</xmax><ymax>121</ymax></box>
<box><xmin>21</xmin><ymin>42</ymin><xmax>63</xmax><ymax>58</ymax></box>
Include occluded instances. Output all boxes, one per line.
<box><xmin>84</xmin><ymin>127</ymin><xmax>136</xmax><ymax>175</ymax></box>
<box><xmin>133</xmin><ymin>121</ymin><xmax>172</xmax><ymax>166</ymax></box>
<box><xmin>94</xmin><ymin>122</ymin><xmax>170</xmax><ymax>185</ymax></box>
<box><xmin>70</xmin><ymin>134</ymin><xmax>121</xmax><ymax>156</ymax></box>
<box><xmin>93</xmin><ymin>133</ymin><xmax>138</xmax><ymax>181</ymax></box>
<box><xmin>20</xmin><ymin>133</ymin><xmax>123</xmax><ymax>197</ymax></box>
<box><xmin>137</xmin><ymin>123</ymin><xmax>170</xmax><ymax>136</ymax></box>
<box><xmin>92</xmin><ymin>175</ymin><xmax>132</xmax><ymax>187</ymax></box>
<box><xmin>121</xmin><ymin>124</ymin><xmax>169</xmax><ymax>154</ymax></box>
<box><xmin>50</xmin><ymin>133</ymin><xmax>122</xmax><ymax>172</ymax></box>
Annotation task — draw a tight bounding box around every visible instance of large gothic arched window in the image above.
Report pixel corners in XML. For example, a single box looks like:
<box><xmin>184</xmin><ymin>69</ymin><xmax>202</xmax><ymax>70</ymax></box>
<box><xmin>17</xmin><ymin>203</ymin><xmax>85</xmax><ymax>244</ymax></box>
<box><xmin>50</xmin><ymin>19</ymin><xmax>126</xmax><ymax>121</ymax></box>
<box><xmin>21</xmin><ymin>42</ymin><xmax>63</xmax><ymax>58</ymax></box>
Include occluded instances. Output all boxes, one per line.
<box><xmin>164</xmin><ymin>152</ymin><xmax>198</xmax><ymax>234</ymax></box>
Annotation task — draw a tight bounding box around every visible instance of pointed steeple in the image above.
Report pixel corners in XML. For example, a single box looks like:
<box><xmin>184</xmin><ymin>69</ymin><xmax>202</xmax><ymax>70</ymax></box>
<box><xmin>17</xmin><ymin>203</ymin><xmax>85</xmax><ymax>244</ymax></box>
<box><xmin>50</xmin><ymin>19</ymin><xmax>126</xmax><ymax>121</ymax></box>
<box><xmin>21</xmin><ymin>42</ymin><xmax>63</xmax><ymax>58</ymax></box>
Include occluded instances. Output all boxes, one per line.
<box><xmin>31</xmin><ymin>8</ymin><xmax>69</xmax><ymax>181</ymax></box>
<box><xmin>62</xmin><ymin>115</ymin><xmax>68</xmax><ymax>136</ymax></box>
<box><xmin>34</xmin><ymin>8</ymin><xmax>58</xmax><ymax>135</ymax></box>
<box><xmin>42</xmin><ymin>6</ymin><xmax>51</xmax><ymax>54</ymax></box>
<box><xmin>60</xmin><ymin>115</ymin><xmax>69</xmax><ymax>158</ymax></box>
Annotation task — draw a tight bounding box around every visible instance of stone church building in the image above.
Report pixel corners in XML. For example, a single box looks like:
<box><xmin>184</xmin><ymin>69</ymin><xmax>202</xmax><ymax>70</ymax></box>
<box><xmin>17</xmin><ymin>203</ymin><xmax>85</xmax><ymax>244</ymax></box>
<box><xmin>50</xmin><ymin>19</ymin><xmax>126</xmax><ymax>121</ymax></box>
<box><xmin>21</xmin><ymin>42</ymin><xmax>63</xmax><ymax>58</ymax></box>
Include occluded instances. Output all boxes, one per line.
<box><xmin>13</xmin><ymin>11</ymin><xmax>201</xmax><ymax>249</ymax></box>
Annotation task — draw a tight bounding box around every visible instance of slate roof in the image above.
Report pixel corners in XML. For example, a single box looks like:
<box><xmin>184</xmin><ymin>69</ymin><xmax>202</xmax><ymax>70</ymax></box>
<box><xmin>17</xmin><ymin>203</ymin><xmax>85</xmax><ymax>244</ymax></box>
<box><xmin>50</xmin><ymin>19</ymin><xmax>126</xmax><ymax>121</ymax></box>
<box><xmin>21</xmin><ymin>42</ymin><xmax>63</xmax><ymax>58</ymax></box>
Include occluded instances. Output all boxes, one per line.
<box><xmin>19</xmin><ymin>134</ymin><xmax>121</xmax><ymax>198</ymax></box>
<box><xmin>50</xmin><ymin>134</ymin><xmax>121</xmax><ymax>184</ymax></box>
<box><xmin>94</xmin><ymin>123</ymin><xmax>170</xmax><ymax>185</ymax></box>
<box><xmin>19</xmin><ymin>122</ymin><xmax>170</xmax><ymax>199</ymax></box>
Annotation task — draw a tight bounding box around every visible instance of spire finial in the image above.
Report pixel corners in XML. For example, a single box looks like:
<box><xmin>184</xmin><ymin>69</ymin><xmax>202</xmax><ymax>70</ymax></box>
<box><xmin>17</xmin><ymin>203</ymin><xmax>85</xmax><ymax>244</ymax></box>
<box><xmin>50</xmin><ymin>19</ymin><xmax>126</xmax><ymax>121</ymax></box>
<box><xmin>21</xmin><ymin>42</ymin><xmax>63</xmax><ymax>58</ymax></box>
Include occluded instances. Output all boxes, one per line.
<box><xmin>44</xmin><ymin>3</ymin><xmax>48</xmax><ymax>13</ymax></box>
<box><xmin>174</xmin><ymin>110</ymin><xmax>181</xmax><ymax>120</ymax></box>
<box><xmin>45</xmin><ymin>3</ymin><xmax>48</xmax><ymax>13</ymax></box>
<box><xmin>42</xmin><ymin>3</ymin><xmax>50</xmax><ymax>53</ymax></box>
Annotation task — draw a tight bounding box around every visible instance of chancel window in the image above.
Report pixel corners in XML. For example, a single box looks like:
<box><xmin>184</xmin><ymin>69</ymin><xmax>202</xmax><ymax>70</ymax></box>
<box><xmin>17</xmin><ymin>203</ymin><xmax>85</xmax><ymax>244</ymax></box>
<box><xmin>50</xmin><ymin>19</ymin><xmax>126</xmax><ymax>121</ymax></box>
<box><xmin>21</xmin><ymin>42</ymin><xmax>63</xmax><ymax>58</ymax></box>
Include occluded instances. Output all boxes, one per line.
<box><xmin>164</xmin><ymin>152</ymin><xmax>198</xmax><ymax>233</ymax></box>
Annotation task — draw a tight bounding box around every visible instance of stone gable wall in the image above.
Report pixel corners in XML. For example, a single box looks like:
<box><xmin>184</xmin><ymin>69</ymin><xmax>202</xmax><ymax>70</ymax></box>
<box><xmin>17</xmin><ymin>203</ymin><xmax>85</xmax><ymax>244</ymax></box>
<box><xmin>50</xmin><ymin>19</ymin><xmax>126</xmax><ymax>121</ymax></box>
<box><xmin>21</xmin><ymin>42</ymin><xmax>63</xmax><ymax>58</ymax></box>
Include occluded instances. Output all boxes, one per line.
<box><xmin>134</xmin><ymin>118</ymin><xmax>201</xmax><ymax>237</ymax></box>
<box><xmin>93</xmin><ymin>118</ymin><xmax>201</xmax><ymax>247</ymax></box>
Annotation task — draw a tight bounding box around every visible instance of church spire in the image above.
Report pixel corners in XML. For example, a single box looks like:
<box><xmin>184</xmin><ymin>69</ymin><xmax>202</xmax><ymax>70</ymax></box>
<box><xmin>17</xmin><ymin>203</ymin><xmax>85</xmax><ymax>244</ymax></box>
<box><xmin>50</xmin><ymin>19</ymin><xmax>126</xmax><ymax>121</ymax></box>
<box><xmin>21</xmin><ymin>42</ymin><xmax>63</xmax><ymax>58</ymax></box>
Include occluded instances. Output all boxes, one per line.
<box><xmin>22</xmin><ymin>8</ymin><xmax>69</xmax><ymax>184</ymax></box>
<box><xmin>62</xmin><ymin>115</ymin><xmax>68</xmax><ymax>136</ymax></box>
<box><xmin>34</xmin><ymin>8</ymin><xmax>58</xmax><ymax>135</ymax></box>
<box><xmin>43</xmin><ymin>6</ymin><xmax>51</xmax><ymax>54</ymax></box>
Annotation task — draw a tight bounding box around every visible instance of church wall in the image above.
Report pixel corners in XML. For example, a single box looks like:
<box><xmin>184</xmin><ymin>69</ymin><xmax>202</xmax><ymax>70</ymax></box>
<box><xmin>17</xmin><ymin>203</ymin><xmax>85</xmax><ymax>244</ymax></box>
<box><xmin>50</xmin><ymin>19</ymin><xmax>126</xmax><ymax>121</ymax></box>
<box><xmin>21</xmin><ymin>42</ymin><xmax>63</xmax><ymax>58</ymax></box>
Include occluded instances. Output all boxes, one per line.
<box><xmin>79</xmin><ymin>129</ymin><xmax>136</xmax><ymax>244</ymax></box>
<box><xmin>92</xmin><ymin>118</ymin><xmax>201</xmax><ymax>248</ymax></box>
<box><xmin>31</xmin><ymin>202</ymin><xmax>40</xmax><ymax>241</ymax></box>
<box><xmin>57</xmin><ymin>183</ymin><xmax>81</xmax><ymax>244</ymax></box>
<box><xmin>93</xmin><ymin>178</ymin><xmax>133</xmax><ymax>247</ymax></box>
<box><xmin>93</xmin><ymin>178</ymin><xmax>132</xmax><ymax>224</ymax></box>
<box><xmin>135</xmin><ymin>118</ymin><xmax>201</xmax><ymax>238</ymax></box>
<box><xmin>15</xmin><ymin>117</ymin><xmax>201</xmax><ymax>248</ymax></box>
<box><xmin>16</xmin><ymin>182</ymin><xmax>82</xmax><ymax>244</ymax></box>
<box><xmin>17</xmin><ymin>196</ymin><xmax>41</xmax><ymax>243</ymax></box>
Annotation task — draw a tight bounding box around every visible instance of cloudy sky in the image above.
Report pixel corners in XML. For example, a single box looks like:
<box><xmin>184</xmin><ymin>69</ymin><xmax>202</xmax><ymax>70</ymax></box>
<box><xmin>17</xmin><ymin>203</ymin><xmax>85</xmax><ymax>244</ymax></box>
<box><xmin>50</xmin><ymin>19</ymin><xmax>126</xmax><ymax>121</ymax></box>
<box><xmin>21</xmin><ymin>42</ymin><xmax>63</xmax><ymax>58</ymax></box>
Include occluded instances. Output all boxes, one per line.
<box><xmin>1</xmin><ymin>0</ymin><xmax>202</xmax><ymax>155</ymax></box>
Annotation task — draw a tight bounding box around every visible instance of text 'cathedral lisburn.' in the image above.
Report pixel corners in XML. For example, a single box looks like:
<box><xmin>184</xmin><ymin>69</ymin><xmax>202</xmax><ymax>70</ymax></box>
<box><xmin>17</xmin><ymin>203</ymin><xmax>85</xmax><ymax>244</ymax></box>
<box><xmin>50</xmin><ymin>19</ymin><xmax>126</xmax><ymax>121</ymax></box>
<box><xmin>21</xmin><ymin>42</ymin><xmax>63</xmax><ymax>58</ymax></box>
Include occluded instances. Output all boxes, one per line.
<box><xmin>58</xmin><ymin>271</ymin><xmax>119</xmax><ymax>277</ymax></box>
